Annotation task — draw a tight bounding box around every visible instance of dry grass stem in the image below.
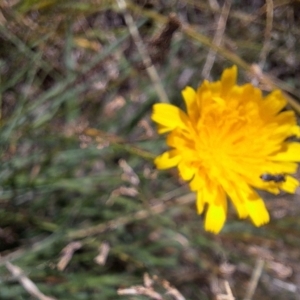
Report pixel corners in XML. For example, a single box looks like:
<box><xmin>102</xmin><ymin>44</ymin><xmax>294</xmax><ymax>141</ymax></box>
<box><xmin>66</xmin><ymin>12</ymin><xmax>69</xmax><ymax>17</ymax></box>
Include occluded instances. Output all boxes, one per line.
<box><xmin>243</xmin><ymin>259</ymin><xmax>265</xmax><ymax>300</ymax></box>
<box><xmin>5</xmin><ymin>262</ymin><xmax>57</xmax><ymax>300</ymax></box>
<box><xmin>119</xmin><ymin>158</ymin><xmax>140</xmax><ymax>186</ymax></box>
<box><xmin>116</xmin><ymin>0</ymin><xmax>169</xmax><ymax>103</ymax></box>
<box><xmin>272</xmin><ymin>278</ymin><xmax>297</xmax><ymax>293</ymax></box>
<box><xmin>216</xmin><ymin>280</ymin><xmax>235</xmax><ymax>300</ymax></box>
<box><xmin>258</xmin><ymin>0</ymin><xmax>274</xmax><ymax>69</ymax></box>
<box><xmin>202</xmin><ymin>0</ymin><xmax>232</xmax><ymax>78</ymax></box>
<box><xmin>127</xmin><ymin>3</ymin><xmax>300</xmax><ymax>104</ymax></box>
<box><xmin>68</xmin><ymin>192</ymin><xmax>195</xmax><ymax>239</ymax></box>
<box><xmin>117</xmin><ymin>286</ymin><xmax>163</xmax><ymax>300</ymax></box>
<box><xmin>57</xmin><ymin>241</ymin><xmax>82</xmax><ymax>271</ymax></box>
<box><xmin>118</xmin><ymin>273</ymin><xmax>186</xmax><ymax>300</ymax></box>
<box><xmin>162</xmin><ymin>279</ymin><xmax>186</xmax><ymax>300</ymax></box>
<box><xmin>94</xmin><ymin>241</ymin><xmax>110</xmax><ymax>266</ymax></box>
<box><xmin>106</xmin><ymin>186</ymin><xmax>139</xmax><ymax>205</ymax></box>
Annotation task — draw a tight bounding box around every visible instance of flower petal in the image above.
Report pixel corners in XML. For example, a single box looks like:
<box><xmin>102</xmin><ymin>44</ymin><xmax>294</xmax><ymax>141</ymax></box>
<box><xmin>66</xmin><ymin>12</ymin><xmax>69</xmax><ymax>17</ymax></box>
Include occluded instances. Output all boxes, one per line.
<box><xmin>166</xmin><ymin>130</ymin><xmax>194</xmax><ymax>150</ymax></box>
<box><xmin>178</xmin><ymin>161</ymin><xmax>195</xmax><ymax>180</ymax></box>
<box><xmin>221</xmin><ymin>65</ymin><xmax>237</xmax><ymax>98</ymax></box>
<box><xmin>204</xmin><ymin>186</ymin><xmax>227</xmax><ymax>234</ymax></box>
<box><xmin>262</xmin><ymin>90</ymin><xmax>287</xmax><ymax>116</ymax></box>
<box><xmin>189</xmin><ymin>173</ymin><xmax>206</xmax><ymax>191</ymax></box>
<box><xmin>196</xmin><ymin>190</ymin><xmax>205</xmax><ymax>214</ymax></box>
<box><xmin>154</xmin><ymin>150</ymin><xmax>181</xmax><ymax>169</ymax></box>
<box><xmin>291</xmin><ymin>125</ymin><xmax>300</xmax><ymax>137</ymax></box>
<box><xmin>221</xmin><ymin>181</ymin><xmax>249</xmax><ymax>219</ymax></box>
<box><xmin>182</xmin><ymin>86</ymin><xmax>199</xmax><ymax>122</ymax></box>
<box><xmin>280</xmin><ymin>175</ymin><xmax>299</xmax><ymax>193</ymax></box>
<box><xmin>270</xmin><ymin>143</ymin><xmax>300</xmax><ymax>162</ymax></box>
<box><xmin>152</xmin><ymin>103</ymin><xmax>190</xmax><ymax>133</ymax></box>
<box><xmin>245</xmin><ymin>190</ymin><xmax>270</xmax><ymax>227</ymax></box>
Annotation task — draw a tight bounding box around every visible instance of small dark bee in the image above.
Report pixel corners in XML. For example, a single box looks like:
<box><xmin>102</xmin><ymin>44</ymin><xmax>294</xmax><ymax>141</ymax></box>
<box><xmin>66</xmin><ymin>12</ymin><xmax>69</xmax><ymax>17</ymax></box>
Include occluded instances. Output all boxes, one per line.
<box><xmin>260</xmin><ymin>173</ymin><xmax>286</xmax><ymax>183</ymax></box>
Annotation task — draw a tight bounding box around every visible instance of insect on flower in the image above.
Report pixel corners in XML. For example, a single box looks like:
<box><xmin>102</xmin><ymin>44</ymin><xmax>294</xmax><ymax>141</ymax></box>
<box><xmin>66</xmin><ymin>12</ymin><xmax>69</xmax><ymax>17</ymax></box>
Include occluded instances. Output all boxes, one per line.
<box><xmin>260</xmin><ymin>173</ymin><xmax>286</xmax><ymax>183</ymax></box>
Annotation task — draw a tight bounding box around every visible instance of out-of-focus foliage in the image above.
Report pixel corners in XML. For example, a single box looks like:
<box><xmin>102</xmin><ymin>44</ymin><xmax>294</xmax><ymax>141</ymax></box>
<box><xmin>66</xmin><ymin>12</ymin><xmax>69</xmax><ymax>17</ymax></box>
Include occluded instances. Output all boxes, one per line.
<box><xmin>0</xmin><ymin>1</ymin><xmax>300</xmax><ymax>299</ymax></box>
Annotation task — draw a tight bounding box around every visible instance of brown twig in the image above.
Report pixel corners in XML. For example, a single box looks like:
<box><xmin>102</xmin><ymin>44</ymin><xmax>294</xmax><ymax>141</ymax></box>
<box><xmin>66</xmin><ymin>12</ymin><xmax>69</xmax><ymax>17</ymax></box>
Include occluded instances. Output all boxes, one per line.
<box><xmin>146</xmin><ymin>13</ymin><xmax>181</xmax><ymax>66</ymax></box>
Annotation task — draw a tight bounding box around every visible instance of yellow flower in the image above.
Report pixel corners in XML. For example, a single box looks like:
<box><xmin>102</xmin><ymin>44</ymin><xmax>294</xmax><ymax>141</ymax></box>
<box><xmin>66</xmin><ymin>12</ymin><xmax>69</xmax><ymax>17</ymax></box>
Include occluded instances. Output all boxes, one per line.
<box><xmin>152</xmin><ymin>65</ymin><xmax>300</xmax><ymax>234</ymax></box>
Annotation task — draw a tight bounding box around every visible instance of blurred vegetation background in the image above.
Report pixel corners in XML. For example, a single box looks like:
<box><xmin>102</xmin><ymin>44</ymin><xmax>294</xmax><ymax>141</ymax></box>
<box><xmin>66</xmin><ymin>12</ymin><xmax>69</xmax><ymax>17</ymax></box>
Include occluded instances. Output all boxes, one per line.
<box><xmin>1</xmin><ymin>0</ymin><xmax>300</xmax><ymax>299</ymax></box>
